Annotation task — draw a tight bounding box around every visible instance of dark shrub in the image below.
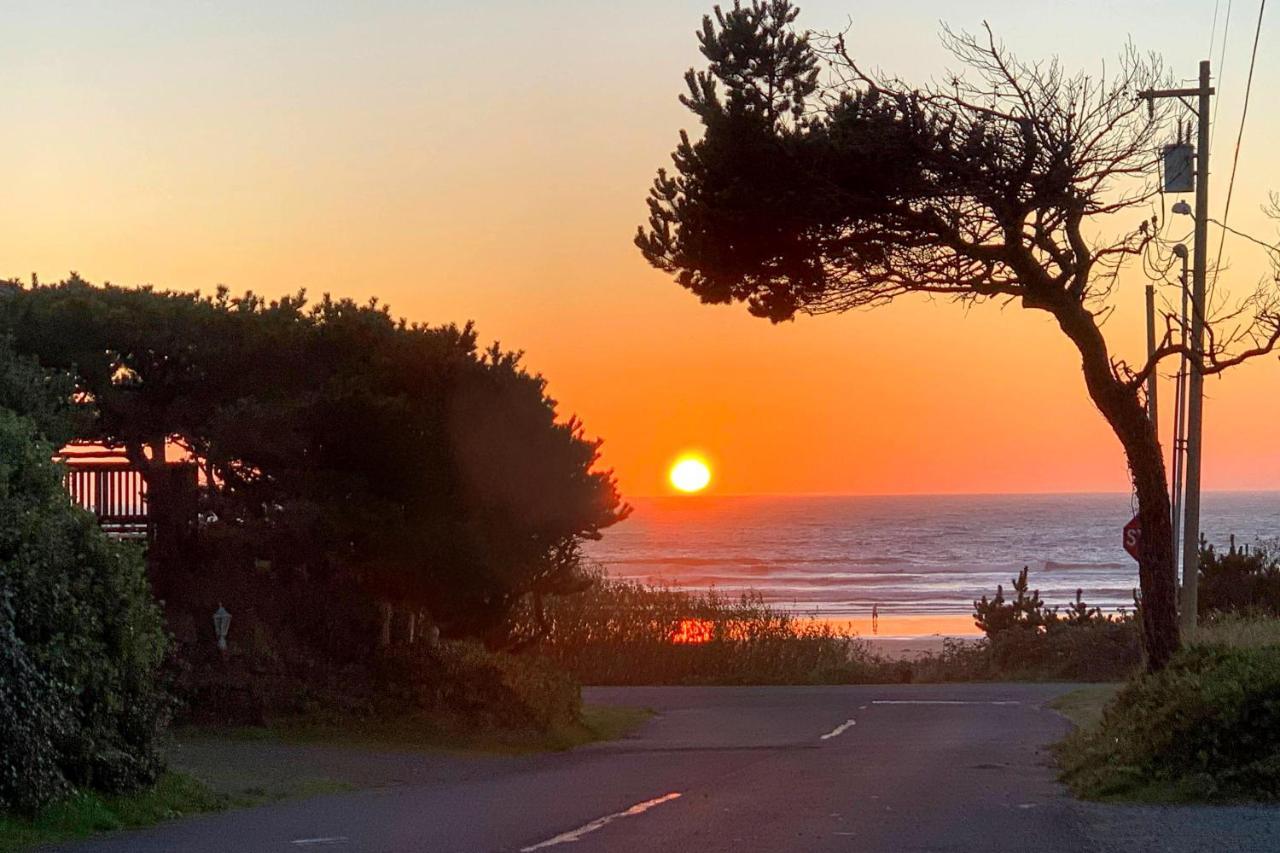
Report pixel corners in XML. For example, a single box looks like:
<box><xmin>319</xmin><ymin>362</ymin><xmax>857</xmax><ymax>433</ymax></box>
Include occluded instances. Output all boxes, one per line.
<box><xmin>0</xmin><ymin>594</ymin><xmax>72</xmax><ymax>814</ymax></box>
<box><xmin>376</xmin><ymin>640</ymin><xmax>581</xmax><ymax>730</ymax></box>
<box><xmin>972</xmin><ymin>568</ymin><xmax>1141</xmax><ymax>680</ymax></box>
<box><xmin>0</xmin><ymin>397</ymin><xmax>170</xmax><ymax>812</ymax></box>
<box><xmin>1199</xmin><ymin>537</ymin><xmax>1280</xmax><ymax>618</ymax></box>
<box><xmin>1062</xmin><ymin>644</ymin><xmax>1280</xmax><ymax>800</ymax></box>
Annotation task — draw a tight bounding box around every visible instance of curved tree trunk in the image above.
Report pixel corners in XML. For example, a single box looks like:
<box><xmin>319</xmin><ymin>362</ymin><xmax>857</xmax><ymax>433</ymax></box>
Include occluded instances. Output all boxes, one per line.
<box><xmin>1055</xmin><ymin>305</ymin><xmax>1180</xmax><ymax>671</ymax></box>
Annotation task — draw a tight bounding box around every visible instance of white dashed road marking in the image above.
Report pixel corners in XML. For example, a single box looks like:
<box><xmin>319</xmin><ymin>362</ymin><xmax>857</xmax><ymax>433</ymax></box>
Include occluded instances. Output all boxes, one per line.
<box><xmin>520</xmin><ymin>792</ymin><xmax>683</xmax><ymax>851</ymax></box>
<box><xmin>290</xmin><ymin>838</ymin><xmax>348</xmax><ymax>846</ymax></box>
<box><xmin>820</xmin><ymin>719</ymin><xmax>857</xmax><ymax>740</ymax></box>
<box><xmin>871</xmin><ymin>700</ymin><xmax>1022</xmax><ymax>706</ymax></box>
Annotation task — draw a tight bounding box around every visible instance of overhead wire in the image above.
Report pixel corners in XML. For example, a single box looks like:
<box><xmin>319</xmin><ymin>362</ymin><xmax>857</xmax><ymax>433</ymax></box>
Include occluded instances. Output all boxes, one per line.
<box><xmin>1212</xmin><ymin>0</ymin><xmax>1234</xmax><ymax>142</ymax></box>
<box><xmin>1211</xmin><ymin>0</ymin><xmax>1268</xmax><ymax>296</ymax></box>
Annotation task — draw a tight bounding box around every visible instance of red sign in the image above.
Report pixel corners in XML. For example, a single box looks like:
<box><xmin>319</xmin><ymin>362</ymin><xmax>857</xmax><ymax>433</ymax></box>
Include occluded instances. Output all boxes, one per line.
<box><xmin>1123</xmin><ymin>515</ymin><xmax>1142</xmax><ymax>561</ymax></box>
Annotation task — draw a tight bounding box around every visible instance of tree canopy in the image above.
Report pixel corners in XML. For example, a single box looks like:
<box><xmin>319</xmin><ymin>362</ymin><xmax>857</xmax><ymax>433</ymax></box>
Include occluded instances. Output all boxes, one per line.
<box><xmin>0</xmin><ymin>276</ymin><xmax>629</xmax><ymax>643</ymax></box>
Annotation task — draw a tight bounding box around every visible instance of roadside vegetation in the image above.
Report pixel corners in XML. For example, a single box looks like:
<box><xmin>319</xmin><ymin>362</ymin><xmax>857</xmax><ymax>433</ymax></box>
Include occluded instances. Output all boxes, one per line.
<box><xmin>0</xmin><ymin>774</ymin><xmax>222</xmax><ymax>853</ymax></box>
<box><xmin>533</xmin><ymin>567</ymin><xmax>1142</xmax><ymax>685</ymax></box>
<box><xmin>0</xmin><ymin>343</ymin><xmax>170</xmax><ymax>816</ymax></box>
<box><xmin>1056</xmin><ymin>543</ymin><xmax>1280</xmax><ymax>803</ymax></box>
<box><xmin>532</xmin><ymin>576</ymin><xmax>883</xmax><ymax>684</ymax></box>
<box><xmin>0</xmin><ymin>281</ymin><xmax>637</xmax><ymax>847</ymax></box>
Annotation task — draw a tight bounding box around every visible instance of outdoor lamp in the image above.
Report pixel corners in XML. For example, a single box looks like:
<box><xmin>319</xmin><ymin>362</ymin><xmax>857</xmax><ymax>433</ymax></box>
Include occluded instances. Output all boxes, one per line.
<box><xmin>1172</xmin><ymin>200</ymin><xmax>1193</xmax><ymax>217</ymax></box>
<box><xmin>213</xmin><ymin>604</ymin><xmax>231</xmax><ymax>652</ymax></box>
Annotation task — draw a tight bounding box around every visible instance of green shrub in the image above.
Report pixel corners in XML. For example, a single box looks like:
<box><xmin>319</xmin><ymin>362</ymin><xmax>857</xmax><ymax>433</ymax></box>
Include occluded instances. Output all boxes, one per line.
<box><xmin>0</xmin><ymin>405</ymin><xmax>171</xmax><ymax>813</ymax></box>
<box><xmin>971</xmin><ymin>568</ymin><xmax>1140</xmax><ymax>681</ymax></box>
<box><xmin>0</xmin><ymin>595</ymin><xmax>72</xmax><ymax>814</ymax></box>
<box><xmin>375</xmin><ymin>640</ymin><xmax>581</xmax><ymax>731</ymax></box>
<box><xmin>1060</xmin><ymin>644</ymin><xmax>1280</xmax><ymax>801</ymax></box>
<box><xmin>1199</xmin><ymin>537</ymin><xmax>1280</xmax><ymax>618</ymax></box>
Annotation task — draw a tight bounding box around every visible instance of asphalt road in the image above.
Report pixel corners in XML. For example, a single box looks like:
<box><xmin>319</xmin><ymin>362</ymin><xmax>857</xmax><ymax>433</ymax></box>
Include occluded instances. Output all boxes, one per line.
<box><xmin>60</xmin><ymin>683</ymin><xmax>1280</xmax><ymax>852</ymax></box>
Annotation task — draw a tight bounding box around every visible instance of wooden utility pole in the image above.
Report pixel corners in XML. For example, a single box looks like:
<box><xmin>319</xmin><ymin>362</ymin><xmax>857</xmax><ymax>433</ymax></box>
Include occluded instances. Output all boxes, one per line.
<box><xmin>1138</xmin><ymin>60</ymin><xmax>1214</xmax><ymax>636</ymax></box>
<box><xmin>1145</xmin><ymin>283</ymin><xmax>1159</xmax><ymax>442</ymax></box>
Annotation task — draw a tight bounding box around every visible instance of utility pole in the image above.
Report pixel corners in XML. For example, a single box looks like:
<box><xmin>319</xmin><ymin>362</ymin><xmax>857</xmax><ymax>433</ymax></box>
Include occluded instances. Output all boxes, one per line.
<box><xmin>1138</xmin><ymin>60</ymin><xmax>1213</xmax><ymax>636</ymax></box>
<box><xmin>1170</xmin><ymin>244</ymin><xmax>1190</xmax><ymax>584</ymax></box>
<box><xmin>1180</xmin><ymin>60</ymin><xmax>1212</xmax><ymax>636</ymax></box>
<box><xmin>1145</xmin><ymin>284</ymin><xmax>1159</xmax><ymax>441</ymax></box>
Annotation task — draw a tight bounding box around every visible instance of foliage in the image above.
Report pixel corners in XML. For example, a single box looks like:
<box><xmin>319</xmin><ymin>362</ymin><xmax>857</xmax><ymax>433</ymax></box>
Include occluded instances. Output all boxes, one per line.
<box><xmin>973</xmin><ymin>567</ymin><xmax>1047</xmax><ymax>635</ymax></box>
<box><xmin>0</xmin><ymin>340</ymin><xmax>84</xmax><ymax>447</ymax></box>
<box><xmin>1060</xmin><ymin>644</ymin><xmax>1280</xmax><ymax>802</ymax></box>
<box><xmin>0</xmin><ymin>773</ymin><xmax>223</xmax><ymax>853</ymax></box>
<box><xmin>1197</xmin><ymin>612</ymin><xmax>1280</xmax><ymax>649</ymax></box>
<box><xmin>971</xmin><ymin>567</ymin><xmax>1140</xmax><ymax>680</ymax></box>
<box><xmin>1199</xmin><ymin>536</ymin><xmax>1280</xmax><ymax>618</ymax></box>
<box><xmin>375</xmin><ymin>640</ymin><xmax>582</xmax><ymax>731</ymax></box>
<box><xmin>533</xmin><ymin>574</ymin><xmax>881</xmax><ymax>685</ymax></box>
<box><xmin>0</xmin><ymin>276</ymin><xmax>628</xmax><ymax>644</ymax></box>
<box><xmin>0</xmin><ymin>349</ymin><xmax>171</xmax><ymax>814</ymax></box>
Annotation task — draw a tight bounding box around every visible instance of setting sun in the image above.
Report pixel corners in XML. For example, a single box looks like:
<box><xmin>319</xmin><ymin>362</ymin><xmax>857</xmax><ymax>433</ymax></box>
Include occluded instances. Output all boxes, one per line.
<box><xmin>669</xmin><ymin>456</ymin><xmax>712</xmax><ymax>493</ymax></box>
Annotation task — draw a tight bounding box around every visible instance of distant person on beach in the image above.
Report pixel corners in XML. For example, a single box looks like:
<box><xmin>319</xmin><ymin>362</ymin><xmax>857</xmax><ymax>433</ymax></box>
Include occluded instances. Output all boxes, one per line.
<box><xmin>872</xmin><ymin>604</ymin><xmax>879</xmax><ymax>635</ymax></box>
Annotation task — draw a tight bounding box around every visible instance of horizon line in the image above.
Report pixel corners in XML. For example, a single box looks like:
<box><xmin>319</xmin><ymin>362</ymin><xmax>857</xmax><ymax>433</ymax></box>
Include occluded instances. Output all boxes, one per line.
<box><xmin>626</xmin><ymin>488</ymin><xmax>1280</xmax><ymax>500</ymax></box>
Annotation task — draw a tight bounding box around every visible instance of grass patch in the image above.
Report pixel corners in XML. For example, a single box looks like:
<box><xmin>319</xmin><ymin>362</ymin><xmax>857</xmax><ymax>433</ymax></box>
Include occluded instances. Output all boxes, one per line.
<box><xmin>1048</xmin><ymin>684</ymin><xmax>1121</xmax><ymax>730</ymax></box>
<box><xmin>1196</xmin><ymin>613</ymin><xmax>1280</xmax><ymax>649</ymax></box>
<box><xmin>180</xmin><ymin>702</ymin><xmax>653</xmax><ymax>756</ymax></box>
<box><xmin>0</xmin><ymin>774</ymin><xmax>223</xmax><ymax>852</ymax></box>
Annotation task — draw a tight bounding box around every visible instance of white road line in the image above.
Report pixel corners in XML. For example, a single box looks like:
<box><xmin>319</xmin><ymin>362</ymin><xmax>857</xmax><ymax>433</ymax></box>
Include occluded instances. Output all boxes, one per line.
<box><xmin>520</xmin><ymin>792</ymin><xmax>682</xmax><ymax>851</ymax></box>
<box><xmin>290</xmin><ymin>838</ymin><xmax>348</xmax><ymax>846</ymax></box>
<box><xmin>820</xmin><ymin>719</ymin><xmax>856</xmax><ymax>740</ymax></box>
<box><xmin>870</xmin><ymin>700</ymin><xmax>1022</xmax><ymax>706</ymax></box>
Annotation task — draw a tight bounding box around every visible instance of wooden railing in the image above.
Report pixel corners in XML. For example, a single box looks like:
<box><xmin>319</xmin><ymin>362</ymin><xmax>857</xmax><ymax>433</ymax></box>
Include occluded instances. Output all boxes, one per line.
<box><xmin>63</xmin><ymin>463</ymin><xmax>150</xmax><ymax>539</ymax></box>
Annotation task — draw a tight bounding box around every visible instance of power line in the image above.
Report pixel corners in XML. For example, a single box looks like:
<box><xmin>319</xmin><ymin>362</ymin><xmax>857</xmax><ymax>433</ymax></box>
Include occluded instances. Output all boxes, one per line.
<box><xmin>1212</xmin><ymin>0</ymin><xmax>1267</xmax><ymax>290</ymax></box>
<box><xmin>1209</xmin><ymin>217</ymin><xmax>1280</xmax><ymax>258</ymax></box>
<box><xmin>1212</xmin><ymin>0</ymin><xmax>1234</xmax><ymax>142</ymax></box>
<box><xmin>1209</xmin><ymin>0</ymin><xmax>1222</xmax><ymax>57</ymax></box>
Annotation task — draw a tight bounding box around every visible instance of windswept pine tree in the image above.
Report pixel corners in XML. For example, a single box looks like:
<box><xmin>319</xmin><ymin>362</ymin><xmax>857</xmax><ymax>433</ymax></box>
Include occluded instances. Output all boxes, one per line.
<box><xmin>637</xmin><ymin>1</ymin><xmax>1280</xmax><ymax>669</ymax></box>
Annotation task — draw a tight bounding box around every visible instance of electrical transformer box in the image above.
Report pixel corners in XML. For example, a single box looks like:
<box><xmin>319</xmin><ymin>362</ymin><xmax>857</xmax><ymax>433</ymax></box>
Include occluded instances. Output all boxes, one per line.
<box><xmin>1163</xmin><ymin>143</ymin><xmax>1195</xmax><ymax>193</ymax></box>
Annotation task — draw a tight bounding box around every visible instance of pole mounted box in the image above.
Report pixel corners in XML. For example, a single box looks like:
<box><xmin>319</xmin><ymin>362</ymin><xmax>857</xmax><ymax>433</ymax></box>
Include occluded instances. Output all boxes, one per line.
<box><xmin>1163</xmin><ymin>143</ymin><xmax>1195</xmax><ymax>193</ymax></box>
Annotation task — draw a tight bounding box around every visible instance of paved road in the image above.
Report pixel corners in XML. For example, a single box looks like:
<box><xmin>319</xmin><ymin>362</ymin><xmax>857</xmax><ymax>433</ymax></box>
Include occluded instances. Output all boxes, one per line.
<box><xmin>61</xmin><ymin>684</ymin><xmax>1280</xmax><ymax>852</ymax></box>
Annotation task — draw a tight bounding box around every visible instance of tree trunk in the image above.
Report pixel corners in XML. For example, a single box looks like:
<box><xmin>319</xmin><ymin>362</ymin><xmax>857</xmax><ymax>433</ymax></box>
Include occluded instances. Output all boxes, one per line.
<box><xmin>1055</xmin><ymin>305</ymin><xmax>1180</xmax><ymax>670</ymax></box>
<box><xmin>378</xmin><ymin>601</ymin><xmax>393</xmax><ymax>648</ymax></box>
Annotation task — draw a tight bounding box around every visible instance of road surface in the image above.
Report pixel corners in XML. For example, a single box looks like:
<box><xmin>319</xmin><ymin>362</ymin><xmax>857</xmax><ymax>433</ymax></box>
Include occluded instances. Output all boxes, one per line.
<box><xmin>60</xmin><ymin>683</ymin><xmax>1280</xmax><ymax>852</ymax></box>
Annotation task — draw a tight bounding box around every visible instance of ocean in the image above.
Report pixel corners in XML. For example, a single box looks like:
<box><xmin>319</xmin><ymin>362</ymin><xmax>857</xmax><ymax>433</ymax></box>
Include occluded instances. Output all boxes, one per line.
<box><xmin>586</xmin><ymin>493</ymin><xmax>1280</xmax><ymax>629</ymax></box>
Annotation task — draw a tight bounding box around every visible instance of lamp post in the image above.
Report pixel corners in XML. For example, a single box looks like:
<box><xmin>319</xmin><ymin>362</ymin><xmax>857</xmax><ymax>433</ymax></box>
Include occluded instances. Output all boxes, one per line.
<box><xmin>213</xmin><ymin>604</ymin><xmax>231</xmax><ymax>653</ymax></box>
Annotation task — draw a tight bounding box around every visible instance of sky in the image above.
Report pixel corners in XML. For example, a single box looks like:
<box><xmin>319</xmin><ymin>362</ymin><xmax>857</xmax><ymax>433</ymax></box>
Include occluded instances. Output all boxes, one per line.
<box><xmin>3</xmin><ymin>0</ymin><xmax>1278</xmax><ymax>497</ymax></box>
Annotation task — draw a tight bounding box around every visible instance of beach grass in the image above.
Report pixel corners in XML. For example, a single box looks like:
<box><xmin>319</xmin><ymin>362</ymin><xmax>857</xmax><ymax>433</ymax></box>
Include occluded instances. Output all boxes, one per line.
<box><xmin>1194</xmin><ymin>613</ymin><xmax>1280</xmax><ymax>649</ymax></box>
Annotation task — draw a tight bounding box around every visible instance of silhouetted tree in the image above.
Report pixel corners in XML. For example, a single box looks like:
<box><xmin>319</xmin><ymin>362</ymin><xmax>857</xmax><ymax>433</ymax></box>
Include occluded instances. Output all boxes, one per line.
<box><xmin>637</xmin><ymin>1</ymin><xmax>1280</xmax><ymax>670</ymax></box>
<box><xmin>0</xmin><ymin>276</ymin><xmax>629</xmax><ymax>645</ymax></box>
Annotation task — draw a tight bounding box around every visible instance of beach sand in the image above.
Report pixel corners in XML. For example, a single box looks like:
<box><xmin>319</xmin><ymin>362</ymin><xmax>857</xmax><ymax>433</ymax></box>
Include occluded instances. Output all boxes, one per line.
<box><xmin>820</xmin><ymin>613</ymin><xmax>983</xmax><ymax>660</ymax></box>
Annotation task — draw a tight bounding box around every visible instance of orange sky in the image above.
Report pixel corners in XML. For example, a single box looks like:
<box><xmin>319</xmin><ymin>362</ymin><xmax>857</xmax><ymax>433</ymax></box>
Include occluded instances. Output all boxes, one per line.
<box><xmin>4</xmin><ymin>1</ymin><xmax>1278</xmax><ymax>497</ymax></box>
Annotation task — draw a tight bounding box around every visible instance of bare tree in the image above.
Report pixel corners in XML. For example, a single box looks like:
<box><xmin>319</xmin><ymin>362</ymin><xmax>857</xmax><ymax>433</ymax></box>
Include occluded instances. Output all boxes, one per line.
<box><xmin>636</xmin><ymin>0</ymin><xmax>1280</xmax><ymax>669</ymax></box>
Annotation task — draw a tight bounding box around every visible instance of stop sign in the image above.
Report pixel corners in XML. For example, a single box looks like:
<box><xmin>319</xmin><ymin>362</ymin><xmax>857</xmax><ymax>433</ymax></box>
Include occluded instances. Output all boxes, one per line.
<box><xmin>1123</xmin><ymin>515</ymin><xmax>1142</xmax><ymax>561</ymax></box>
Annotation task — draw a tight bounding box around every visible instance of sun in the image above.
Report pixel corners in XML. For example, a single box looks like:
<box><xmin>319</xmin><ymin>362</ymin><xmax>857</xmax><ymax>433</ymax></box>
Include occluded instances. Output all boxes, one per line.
<box><xmin>669</xmin><ymin>456</ymin><xmax>712</xmax><ymax>493</ymax></box>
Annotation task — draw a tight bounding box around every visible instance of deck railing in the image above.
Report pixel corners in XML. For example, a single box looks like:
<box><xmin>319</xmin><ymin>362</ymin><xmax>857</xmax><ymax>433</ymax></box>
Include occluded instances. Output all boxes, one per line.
<box><xmin>63</xmin><ymin>463</ymin><xmax>150</xmax><ymax>539</ymax></box>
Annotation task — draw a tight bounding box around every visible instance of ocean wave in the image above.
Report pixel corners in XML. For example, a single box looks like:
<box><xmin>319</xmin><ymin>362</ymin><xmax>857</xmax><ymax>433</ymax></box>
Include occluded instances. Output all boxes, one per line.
<box><xmin>1042</xmin><ymin>559</ymin><xmax>1130</xmax><ymax>571</ymax></box>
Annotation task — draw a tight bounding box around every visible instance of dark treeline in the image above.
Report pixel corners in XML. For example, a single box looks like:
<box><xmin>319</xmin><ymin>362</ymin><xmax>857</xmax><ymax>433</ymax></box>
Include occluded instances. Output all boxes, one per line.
<box><xmin>0</xmin><ymin>275</ymin><xmax>628</xmax><ymax>650</ymax></box>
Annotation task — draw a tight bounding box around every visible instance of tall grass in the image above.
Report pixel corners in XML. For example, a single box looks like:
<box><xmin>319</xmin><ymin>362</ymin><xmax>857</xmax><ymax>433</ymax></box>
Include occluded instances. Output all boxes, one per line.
<box><xmin>534</xmin><ymin>576</ymin><xmax>883</xmax><ymax>685</ymax></box>
<box><xmin>1195</xmin><ymin>612</ymin><xmax>1280</xmax><ymax>649</ymax></box>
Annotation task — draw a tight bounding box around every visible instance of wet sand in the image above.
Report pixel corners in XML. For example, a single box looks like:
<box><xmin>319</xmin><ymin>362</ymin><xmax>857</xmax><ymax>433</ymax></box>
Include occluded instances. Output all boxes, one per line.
<box><xmin>814</xmin><ymin>613</ymin><xmax>983</xmax><ymax>660</ymax></box>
